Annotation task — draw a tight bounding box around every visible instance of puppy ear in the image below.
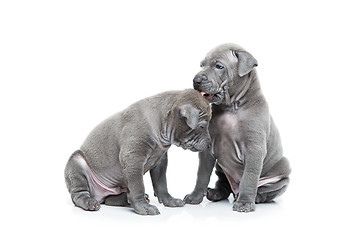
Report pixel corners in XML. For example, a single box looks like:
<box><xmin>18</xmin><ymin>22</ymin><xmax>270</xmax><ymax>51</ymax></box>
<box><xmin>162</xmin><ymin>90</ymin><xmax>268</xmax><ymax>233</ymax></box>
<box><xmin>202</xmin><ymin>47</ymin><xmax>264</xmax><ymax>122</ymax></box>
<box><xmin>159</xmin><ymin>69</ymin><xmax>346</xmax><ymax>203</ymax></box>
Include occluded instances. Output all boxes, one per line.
<box><xmin>235</xmin><ymin>51</ymin><xmax>258</xmax><ymax>77</ymax></box>
<box><xmin>178</xmin><ymin>104</ymin><xmax>199</xmax><ymax>129</ymax></box>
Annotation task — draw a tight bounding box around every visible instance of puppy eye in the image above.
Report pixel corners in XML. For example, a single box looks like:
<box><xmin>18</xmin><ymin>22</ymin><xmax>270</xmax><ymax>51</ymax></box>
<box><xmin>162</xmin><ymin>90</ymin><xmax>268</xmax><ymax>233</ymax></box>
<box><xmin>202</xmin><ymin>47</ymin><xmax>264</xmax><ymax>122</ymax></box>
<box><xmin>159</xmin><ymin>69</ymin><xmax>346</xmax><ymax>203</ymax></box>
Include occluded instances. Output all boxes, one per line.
<box><xmin>215</xmin><ymin>64</ymin><xmax>224</xmax><ymax>69</ymax></box>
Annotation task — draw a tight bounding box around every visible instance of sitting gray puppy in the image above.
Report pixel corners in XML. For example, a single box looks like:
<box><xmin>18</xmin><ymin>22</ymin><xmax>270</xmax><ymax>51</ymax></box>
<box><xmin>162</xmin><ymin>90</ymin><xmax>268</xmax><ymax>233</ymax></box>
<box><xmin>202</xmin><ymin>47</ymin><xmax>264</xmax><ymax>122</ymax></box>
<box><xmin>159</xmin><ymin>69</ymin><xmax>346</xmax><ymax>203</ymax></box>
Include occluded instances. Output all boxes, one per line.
<box><xmin>184</xmin><ymin>44</ymin><xmax>291</xmax><ymax>212</ymax></box>
<box><xmin>65</xmin><ymin>89</ymin><xmax>211</xmax><ymax>215</ymax></box>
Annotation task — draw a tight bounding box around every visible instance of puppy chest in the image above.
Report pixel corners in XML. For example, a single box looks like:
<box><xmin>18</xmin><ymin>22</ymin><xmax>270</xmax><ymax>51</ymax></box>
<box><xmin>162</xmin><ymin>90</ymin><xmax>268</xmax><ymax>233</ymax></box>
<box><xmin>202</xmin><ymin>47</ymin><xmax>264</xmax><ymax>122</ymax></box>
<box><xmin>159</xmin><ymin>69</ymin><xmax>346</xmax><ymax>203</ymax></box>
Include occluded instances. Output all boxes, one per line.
<box><xmin>211</xmin><ymin>112</ymin><xmax>239</xmax><ymax>132</ymax></box>
<box><xmin>212</xmin><ymin>135</ymin><xmax>244</xmax><ymax>167</ymax></box>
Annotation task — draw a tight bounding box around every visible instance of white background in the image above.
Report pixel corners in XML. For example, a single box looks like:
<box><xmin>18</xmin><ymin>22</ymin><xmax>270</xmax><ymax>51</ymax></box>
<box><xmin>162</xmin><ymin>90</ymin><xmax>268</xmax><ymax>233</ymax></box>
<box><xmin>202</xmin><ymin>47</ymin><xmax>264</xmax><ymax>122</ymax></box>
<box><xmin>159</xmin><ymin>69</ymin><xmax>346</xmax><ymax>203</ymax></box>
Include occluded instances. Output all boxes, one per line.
<box><xmin>1</xmin><ymin>0</ymin><xmax>360</xmax><ymax>239</ymax></box>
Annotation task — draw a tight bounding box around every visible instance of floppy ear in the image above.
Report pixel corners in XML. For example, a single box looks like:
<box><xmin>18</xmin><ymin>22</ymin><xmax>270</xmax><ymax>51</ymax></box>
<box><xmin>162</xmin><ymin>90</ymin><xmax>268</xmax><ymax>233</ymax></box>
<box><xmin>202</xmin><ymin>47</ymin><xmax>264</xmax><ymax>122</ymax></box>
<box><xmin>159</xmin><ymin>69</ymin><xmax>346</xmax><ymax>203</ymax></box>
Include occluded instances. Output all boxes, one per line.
<box><xmin>178</xmin><ymin>104</ymin><xmax>199</xmax><ymax>129</ymax></box>
<box><xmin>235</xmin><ymin>51</ymin><xmax>258</xmax><ymax>77</ymax></box>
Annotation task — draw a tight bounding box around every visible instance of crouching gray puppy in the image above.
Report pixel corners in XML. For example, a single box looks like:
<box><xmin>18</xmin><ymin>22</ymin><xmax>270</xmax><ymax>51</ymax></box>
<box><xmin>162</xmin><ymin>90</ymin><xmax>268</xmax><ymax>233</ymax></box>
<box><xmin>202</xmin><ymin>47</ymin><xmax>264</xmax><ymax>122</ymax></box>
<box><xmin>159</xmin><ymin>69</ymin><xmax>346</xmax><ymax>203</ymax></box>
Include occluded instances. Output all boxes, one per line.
<box><xmin>65</xmin><ymin>89</ymin><xmax>211</xmax><ymax>215</ymax></box>
<box><xmin>184</xmin><ymin>44</ymin><xmax>291</xmax><ymax>212</ymax></box>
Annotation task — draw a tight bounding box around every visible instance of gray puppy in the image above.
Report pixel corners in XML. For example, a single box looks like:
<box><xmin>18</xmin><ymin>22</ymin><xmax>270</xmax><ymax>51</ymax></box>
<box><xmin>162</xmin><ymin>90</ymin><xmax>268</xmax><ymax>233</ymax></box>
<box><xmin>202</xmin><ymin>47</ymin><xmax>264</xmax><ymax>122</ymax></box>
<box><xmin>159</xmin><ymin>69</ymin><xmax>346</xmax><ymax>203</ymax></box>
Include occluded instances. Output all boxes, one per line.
<box><xmin>184</xmin><ymin>44</ymin><xmax>291</xmax><ymax>212</ymax></box>
<box><xmin>65</xmin><ymin>89</ymin><xmax>212</xmax><ymax>215</ymax></box>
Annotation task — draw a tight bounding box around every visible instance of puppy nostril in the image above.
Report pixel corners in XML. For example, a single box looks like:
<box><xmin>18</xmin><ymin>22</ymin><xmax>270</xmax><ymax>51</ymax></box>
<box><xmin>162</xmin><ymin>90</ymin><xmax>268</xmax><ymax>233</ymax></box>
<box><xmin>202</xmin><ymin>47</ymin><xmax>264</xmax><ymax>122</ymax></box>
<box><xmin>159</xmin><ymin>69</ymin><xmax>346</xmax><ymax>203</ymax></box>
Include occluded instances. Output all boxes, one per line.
<box><xmin>193</xmin><ymin>74</ymin><xmax>208</xmax><ymax>84</ymax></box>
<box><xmin>193</xmin><ymin>76</ymin><xmax>202</xmax><ymax>84</ymax></box>
<box><xmin>201</xmin><ymin>75</ymin><xmax>208</xmax><ymax>81</ymax></box>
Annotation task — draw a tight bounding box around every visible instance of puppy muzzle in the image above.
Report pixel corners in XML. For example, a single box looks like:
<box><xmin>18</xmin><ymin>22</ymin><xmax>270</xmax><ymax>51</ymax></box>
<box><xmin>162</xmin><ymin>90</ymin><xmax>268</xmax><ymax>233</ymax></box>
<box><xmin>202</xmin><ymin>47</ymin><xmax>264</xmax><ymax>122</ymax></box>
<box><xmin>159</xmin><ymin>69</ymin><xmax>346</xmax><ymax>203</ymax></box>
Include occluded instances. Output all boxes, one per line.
<box><xmin>181</xmin><ymin>138</ymin><xmax>211</xmax><ymax>152</ymax></box>
<box><xmin>193</xmin><ymin>80</ymin><xmax>229</xmax><ymax>105</ymax></box>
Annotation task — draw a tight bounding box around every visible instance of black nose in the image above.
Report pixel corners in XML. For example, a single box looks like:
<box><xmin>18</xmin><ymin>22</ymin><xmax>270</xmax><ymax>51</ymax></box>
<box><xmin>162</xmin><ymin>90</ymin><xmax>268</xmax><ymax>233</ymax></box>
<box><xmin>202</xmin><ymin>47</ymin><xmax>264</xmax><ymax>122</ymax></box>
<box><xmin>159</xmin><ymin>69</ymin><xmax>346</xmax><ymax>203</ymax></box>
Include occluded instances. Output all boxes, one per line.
<box><xmin>193</xmin><ymin>74</ymin><xmax>207</xmax><ymax>84</ymax></box>
<box><xmin>205</xmin><ymin>139</ymin><xmax>211</xmax><ymax>149</ymax></box>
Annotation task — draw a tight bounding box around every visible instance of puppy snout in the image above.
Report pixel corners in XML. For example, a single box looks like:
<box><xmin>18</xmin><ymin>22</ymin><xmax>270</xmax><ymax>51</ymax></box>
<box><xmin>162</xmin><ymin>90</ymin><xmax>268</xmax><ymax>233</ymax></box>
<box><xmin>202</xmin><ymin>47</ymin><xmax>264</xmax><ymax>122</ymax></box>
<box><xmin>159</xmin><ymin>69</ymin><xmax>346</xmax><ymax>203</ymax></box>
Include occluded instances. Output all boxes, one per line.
<box><xmin>193</xmin><ymin>74</ymin><xmax>207</xmax><ymax>85</ymax></box>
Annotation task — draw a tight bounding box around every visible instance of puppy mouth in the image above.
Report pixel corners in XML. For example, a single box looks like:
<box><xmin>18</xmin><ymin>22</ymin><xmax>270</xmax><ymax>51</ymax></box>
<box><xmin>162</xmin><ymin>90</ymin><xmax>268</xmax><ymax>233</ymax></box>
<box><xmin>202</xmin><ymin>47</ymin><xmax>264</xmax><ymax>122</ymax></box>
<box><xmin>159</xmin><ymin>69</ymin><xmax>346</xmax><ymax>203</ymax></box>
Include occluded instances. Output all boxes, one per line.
<box><xmin>199</xmin><ymin>91</ymin><xmax>214</xmax><ymax>99</ymax></box>
<box><xmin>197</xmin><ymin>89</ymin><xmax>223</xmax><ymax>103</ymax></box>
<box><xmin>180</xmin><ymin>143</ymin><xmax>197</xmax><ymax>152</ymax></box>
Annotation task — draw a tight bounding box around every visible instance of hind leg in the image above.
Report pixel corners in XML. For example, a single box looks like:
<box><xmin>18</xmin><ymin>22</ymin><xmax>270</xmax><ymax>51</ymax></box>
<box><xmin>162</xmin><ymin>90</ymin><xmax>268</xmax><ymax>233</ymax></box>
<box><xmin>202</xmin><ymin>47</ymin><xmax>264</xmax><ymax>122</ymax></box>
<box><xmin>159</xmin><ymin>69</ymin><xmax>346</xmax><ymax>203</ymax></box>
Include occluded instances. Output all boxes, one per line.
<box><xmin>256</xmin><ymin>177</ymin><xmax>289</xmax><ymax>203</ymax></box>
<box><xmin>256</xmin><ymin>156</ymin><xmax>291</xmax><ymax>203</ymax></box>
<box><xmin>104</xmin><ymin>193</ymin><xmax>129</xmax><ymax>206</ymax></box>
<box><xmin>104</xmin><ymin>193</ymin><xmax>151</xmax><ymax>206</ymax></box>
<box><xmin>207</xmin><ymin>163</ymin><xmax>232</xmax><ymax>202</ymax></box>
<box><xmin>64</xmin><ymin>151</ymin><xmax>100</xmax><ymax>211</ymax></box>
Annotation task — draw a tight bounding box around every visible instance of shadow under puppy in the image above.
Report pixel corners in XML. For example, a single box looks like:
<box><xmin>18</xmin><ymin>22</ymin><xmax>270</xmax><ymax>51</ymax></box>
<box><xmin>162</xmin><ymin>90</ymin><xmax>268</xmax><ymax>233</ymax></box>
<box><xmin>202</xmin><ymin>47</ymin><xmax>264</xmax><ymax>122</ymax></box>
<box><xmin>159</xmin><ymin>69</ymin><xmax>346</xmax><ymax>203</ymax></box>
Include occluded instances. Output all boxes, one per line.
<box><xmin>184</xmin><ymin>43</ymin><xmax>291</xmax><ymax>212</ymax></box>
<box><xmin>65</xmin><ymin>89</ymin><xmax>211</xmax><ymax>215</ymax></box>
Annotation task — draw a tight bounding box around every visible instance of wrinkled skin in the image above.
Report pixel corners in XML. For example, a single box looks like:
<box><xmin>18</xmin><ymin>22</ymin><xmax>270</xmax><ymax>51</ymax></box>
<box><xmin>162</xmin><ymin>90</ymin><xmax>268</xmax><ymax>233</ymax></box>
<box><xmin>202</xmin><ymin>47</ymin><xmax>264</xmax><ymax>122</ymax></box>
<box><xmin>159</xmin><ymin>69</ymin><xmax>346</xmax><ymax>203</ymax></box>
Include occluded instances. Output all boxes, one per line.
<box><xmin>65</xmin><ymin>89</ymin><xmax>212</xmax><ymax>215</ymax></box>
<box><xmin>184</xmin><ymin>44</ymin><xmax>291</xmax><ymax>213</ymax></box>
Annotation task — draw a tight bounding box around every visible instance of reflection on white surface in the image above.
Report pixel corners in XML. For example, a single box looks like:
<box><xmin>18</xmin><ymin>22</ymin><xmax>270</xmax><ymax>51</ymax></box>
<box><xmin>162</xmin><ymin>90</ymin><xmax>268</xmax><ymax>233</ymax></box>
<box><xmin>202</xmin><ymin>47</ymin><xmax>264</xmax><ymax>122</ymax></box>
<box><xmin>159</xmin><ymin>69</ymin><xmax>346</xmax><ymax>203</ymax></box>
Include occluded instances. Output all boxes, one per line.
<box><xmin>67</xmin><ymin>194</ymin><xmax>284</xmax><ymax>224</ymax></box>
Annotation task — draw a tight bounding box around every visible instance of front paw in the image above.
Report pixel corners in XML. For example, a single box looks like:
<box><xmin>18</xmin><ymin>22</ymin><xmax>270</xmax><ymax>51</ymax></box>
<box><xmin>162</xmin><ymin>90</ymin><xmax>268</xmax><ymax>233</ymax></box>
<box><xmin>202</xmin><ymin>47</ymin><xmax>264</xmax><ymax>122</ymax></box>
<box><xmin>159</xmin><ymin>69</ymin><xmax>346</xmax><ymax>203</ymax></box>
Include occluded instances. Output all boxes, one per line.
<box><xmin>132</xmin><ymin>201</ymin><xmax>160</xmax><ymax>215</ymax></box>
<box><xmin>183</xmin><ymin>190</ymin><xmax>205</xmax><ymax>204</ymax></box>
<box><xmin>207</xmin><ymin>187</ymin><xmax>230</xmax><ymax>202</ymax></box>
<box><xmin>233</xmin><ymin>201</ymin><xmax>255</xmax><ymax>213</ymax></box>
<box><xmin>158</xmin><ymin>194</ymin><xmax>184</xmax><ymax>207</ymax></box>
<box><xmin>82</xmin><ymin>197</ymin><xmax>101</xmax><ymax>211</ymax></box>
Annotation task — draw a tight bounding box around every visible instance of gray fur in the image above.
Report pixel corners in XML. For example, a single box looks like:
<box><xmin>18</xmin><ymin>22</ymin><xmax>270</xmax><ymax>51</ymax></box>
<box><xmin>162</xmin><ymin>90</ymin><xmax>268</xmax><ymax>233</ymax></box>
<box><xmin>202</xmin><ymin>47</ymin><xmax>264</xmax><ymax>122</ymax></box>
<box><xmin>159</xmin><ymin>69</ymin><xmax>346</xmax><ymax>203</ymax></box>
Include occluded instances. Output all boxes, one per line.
<box><xmin>184</xmin><ymin>43</ymin><xmax>291</xmax><ymax>213</ymax></box>
<box><xmin>65</xmin><ymin>89</ymin><xmax>211</xmax><ymax>215</ymax></box>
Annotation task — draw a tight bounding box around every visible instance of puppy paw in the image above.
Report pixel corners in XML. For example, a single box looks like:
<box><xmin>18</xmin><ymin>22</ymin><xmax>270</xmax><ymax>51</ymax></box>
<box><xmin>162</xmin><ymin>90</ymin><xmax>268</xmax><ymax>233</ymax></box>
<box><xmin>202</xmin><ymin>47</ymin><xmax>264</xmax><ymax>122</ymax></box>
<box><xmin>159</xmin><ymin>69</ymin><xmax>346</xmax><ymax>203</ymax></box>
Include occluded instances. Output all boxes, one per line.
<box><xmin>233</xmin><ymin>202</ymin><xmax>255</xmax><ymax>213</ymax></box>
<box><xmin>158</xmin><ymin>195</ymin><xmax>185</xmax><ymax>207</ymax></box>
<box><xmin>133</xmin><ymin>202</ymin><xmax>160</xmax><ymax>215</ymax></box>
<box><xmin>183</xmin><ymin>191</ymin><xmax>205</xmax><ymax>204</ymax></box>
<box><xmin>163</xmin><ymin>198</ymin><xmax>185</xmax><ymax>207</ymax></box>
<box><xmin>207</xmin><ymin>188</ymin><xmax>230</xmax><ymax>202</ymax></box>
<box><xmin>85</xmin><ymin>198</ymin><xmax>100</xmax><ymax>211</ymax></box>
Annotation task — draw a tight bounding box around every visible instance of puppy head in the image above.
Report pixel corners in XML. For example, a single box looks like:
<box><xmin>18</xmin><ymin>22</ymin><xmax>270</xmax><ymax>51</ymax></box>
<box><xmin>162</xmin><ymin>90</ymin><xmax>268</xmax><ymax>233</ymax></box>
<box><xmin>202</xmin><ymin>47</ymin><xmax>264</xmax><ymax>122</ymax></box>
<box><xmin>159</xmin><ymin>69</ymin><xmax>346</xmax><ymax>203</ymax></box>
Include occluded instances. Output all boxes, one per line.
<box><xmin>193</xmin><ymin>43</ymin><xmax>257</xmax><ymax>104</ymax></box>
<box><xmin>173</xmin><ymin>90</ymin><xmax>212</xmax><ymax>152</ymax></box>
